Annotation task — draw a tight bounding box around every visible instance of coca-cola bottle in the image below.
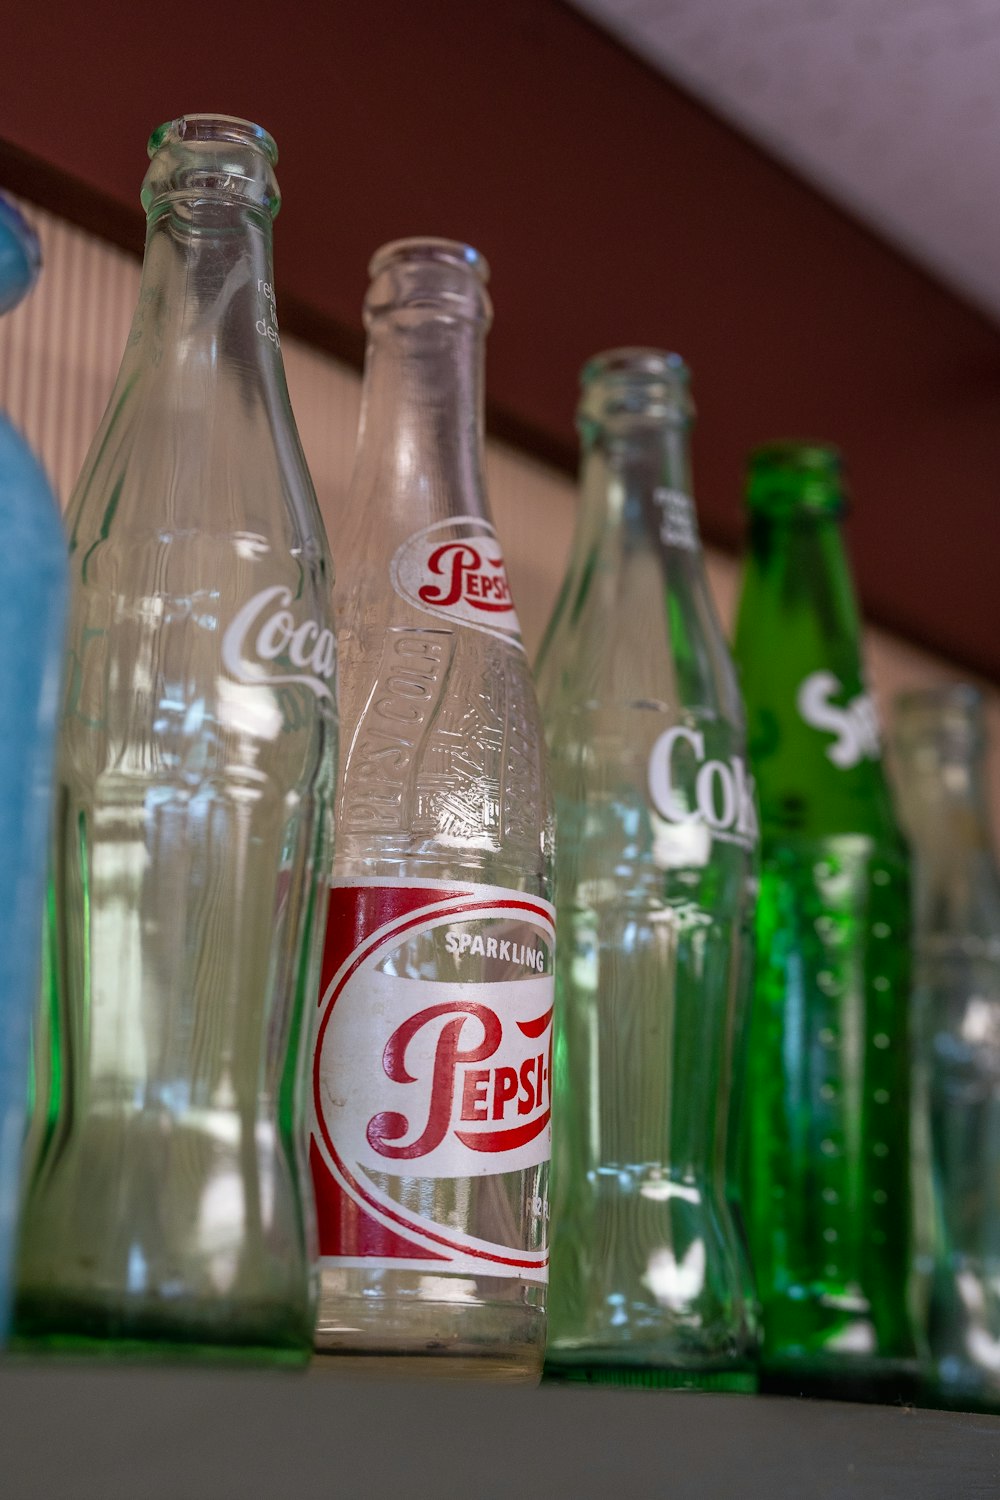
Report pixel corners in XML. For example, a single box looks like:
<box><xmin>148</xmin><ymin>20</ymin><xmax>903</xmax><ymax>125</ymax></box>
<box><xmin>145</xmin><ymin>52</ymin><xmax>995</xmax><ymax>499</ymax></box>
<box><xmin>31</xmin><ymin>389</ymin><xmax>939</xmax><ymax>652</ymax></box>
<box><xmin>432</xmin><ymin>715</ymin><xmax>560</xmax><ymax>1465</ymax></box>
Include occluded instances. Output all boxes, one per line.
<box><xmin>536</xmin><ymin>350</ymin><xmax>759</xmax><ymax>1387</ymax></box>
<box><xmin>14</xmin><ymin>116</ymin><xmax>336</xmax><ymax>1363</ymax></box>
<box><xmin>310</xmin><ymin>238</ymin><xmax>554</xmax><ymax>1380</ymax></box>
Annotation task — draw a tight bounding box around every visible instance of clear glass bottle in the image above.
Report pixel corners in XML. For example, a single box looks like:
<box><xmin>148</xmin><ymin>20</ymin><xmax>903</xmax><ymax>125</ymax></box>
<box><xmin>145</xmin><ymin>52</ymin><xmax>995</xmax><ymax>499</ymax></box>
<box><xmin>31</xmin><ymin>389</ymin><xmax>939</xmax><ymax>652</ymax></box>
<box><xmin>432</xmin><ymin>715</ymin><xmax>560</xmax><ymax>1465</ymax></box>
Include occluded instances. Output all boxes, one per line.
<box><xmin>0</xmin><ymin>197</ymin><xmax>67</xmax><ymax>1339</ymax></box>
<box><xmin>310</xmin><ymin>239</ymin><xmax>554</xmax><ymax>1381</ymax></box>
<box><xmin>893</xmin><ymin>685</ymin><xmax>1000</xmax><ymax>1411</ymax></box>
<box><xmin>734</xmin><ymin>443</ymin><xmax>918</xmax><ymax>1401</ymax></box>
<box><xmin>536</xmin><ymin>350</ymin><xmax>759</xmax><ymax>1389</ymax></box>
<box><xmin>14</xmin><ymin>116</ymin><xmax>336</xmax><ymax>1363</ymax></box>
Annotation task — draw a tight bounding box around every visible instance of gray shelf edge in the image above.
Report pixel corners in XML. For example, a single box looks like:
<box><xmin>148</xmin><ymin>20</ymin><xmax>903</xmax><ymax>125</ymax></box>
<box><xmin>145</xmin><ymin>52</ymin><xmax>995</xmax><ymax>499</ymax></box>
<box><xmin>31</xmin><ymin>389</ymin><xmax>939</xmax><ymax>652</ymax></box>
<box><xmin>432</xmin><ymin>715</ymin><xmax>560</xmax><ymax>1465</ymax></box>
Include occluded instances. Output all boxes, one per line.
<box><xmin>2</xmin><ymin>1362</ymin><xmax>999</xmax><ymax>1499</ymax></box>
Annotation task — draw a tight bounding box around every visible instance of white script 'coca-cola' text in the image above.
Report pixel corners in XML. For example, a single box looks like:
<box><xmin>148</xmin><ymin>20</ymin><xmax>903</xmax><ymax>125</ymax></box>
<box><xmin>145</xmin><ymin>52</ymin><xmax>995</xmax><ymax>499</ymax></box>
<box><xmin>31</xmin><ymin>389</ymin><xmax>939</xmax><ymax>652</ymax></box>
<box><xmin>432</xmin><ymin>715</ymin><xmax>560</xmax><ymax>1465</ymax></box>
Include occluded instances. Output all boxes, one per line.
<box><xmin>648</xmin><ymin>725</ymin><xmax>758</xmax><ymax>848</ymax></box>
<box><xmin>222</xmin><ymin>585</ymin><xmax>335</xmax><ymax>701</ymax></box>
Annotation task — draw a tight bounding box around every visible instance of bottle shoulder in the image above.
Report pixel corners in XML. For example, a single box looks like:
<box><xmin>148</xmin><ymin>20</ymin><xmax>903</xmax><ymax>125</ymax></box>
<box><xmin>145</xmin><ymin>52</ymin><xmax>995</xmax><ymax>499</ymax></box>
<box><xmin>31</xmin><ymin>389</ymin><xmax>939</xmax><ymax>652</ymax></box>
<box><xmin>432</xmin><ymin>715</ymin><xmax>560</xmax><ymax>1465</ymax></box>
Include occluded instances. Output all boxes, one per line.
<box><xmin>66</xmin><ymin>385</ymin><xmax>324</xmax><ymax>551</ymax></box>
<box><xmin>335</xmin><ymin>607</ymin><xmax>552</xmax><ymax>875</ymax></box>
<box><xmin>538</xmin><ymin>565</ymin><xmax>745</xmax><ymax>736</ymax></box>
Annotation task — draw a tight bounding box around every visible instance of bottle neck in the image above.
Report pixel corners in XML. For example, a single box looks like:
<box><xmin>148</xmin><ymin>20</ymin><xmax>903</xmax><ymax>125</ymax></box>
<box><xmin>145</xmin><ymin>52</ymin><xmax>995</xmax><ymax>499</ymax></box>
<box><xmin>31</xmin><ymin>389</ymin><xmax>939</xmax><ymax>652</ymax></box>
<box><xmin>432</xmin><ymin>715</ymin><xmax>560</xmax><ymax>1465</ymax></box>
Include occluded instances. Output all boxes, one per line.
<box><xmin>127</xmin><ymin>198</ymin><xmax>284</xmax><ymax>392</ymax></box>
<box><xmin>742</xmin><ymin>508</ymin><xmax>863</xmax><ymax>662</ymax></box>
<box><xmin>536</xmin><ymin>407</ymin><xmax>744</xmax><ymax>733</ymax></box>
<box><xmin>558</xmin><ymin>415</ymin><xmax>703</xmax><ymax>624</ymax></box>
<box><xmin>576</xmin><ymin>414</ymin><xmax>695</xmax><ymax>557</ymax></box>
<box><xmin>897</xmin><ymin>743</ymin><xmax>1000</xmax><ymax>942</ymax></box>
<box><xmin>349</xmin><ymin>310</ymin><xmax>488</xmax><ymax>528</ymax></box>
<box><xmin>896</xmin><ymin>743</ymin><xmax>994</xmax><ymax>851</ymax></box>
<box><xmin>734</xmin><ymin>508</ymin><xmax>895</xmax><ymax>837</ymax></box>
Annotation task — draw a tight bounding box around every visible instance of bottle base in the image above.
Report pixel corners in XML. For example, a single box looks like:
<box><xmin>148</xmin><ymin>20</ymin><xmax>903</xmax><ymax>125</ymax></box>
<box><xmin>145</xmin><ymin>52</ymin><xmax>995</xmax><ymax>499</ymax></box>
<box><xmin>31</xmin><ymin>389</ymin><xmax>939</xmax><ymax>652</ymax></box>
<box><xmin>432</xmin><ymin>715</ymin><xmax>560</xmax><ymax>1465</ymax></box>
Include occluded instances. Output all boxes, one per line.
<box><xmin>543</xmin><ymin>1356</ymin><xmax>756</xmax><ymax>1393</ymax></box>
<box><xmin>314</xmin><ymin>1294</ymin><xmax>544</xmax><ymax>1384</ymax></box>
<box><xmin>917</xmin><ymin>1361</ymin><xmax>1000</xmax><ymax>1415</ymax></box>
<box><xmin>12</xmin><ymin>1295</ymin><xmax>312</xmax><ymax>1368</ymax></box>
<box><xmin>759</xmin><ymin>1360</ymin><xmax>921</xmax><ymax>1405</ymax></box>
<box><xmin>9</xmin><ymin>1330</ymin><xmax>310</xmax><ymax>1368</ymax></box>
<box><xmin>311</xmin><ymin>1349</ymin><xmax>541</xmax><ymax>1383</ymax></box>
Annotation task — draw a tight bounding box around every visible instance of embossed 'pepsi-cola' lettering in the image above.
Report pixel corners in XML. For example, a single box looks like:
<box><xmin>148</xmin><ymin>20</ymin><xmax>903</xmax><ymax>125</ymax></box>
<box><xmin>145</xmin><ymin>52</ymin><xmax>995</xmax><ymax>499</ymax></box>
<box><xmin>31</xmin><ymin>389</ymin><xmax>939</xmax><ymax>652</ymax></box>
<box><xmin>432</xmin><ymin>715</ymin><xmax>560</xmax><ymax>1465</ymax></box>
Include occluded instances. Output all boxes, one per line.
<box><xmin>796</xmin><ymin>670</ymin><xmax>881</xmax><ymax>769</ymax></box>
<box><xmin>648</xmin><ymin>724</ymin><xmax>758</xmax><ymax>847</ymax></box>
<box><xmin>222</xmin><ymin>584</ymin><xmax>336</xmax><ymax>699</ymax></box>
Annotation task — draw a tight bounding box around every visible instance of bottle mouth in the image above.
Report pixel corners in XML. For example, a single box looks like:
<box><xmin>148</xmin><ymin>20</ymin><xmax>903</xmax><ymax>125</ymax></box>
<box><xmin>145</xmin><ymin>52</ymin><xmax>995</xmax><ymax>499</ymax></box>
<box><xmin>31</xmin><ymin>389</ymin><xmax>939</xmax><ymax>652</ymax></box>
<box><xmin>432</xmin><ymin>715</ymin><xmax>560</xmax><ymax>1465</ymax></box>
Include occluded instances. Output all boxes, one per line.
<box><xmin>365</xmin><ymin>238</ymin><xmax>492</xmax><ymax>328</ymax></box>
<box><xmin>746</xmin><ymin>441</ymin><xmax>845</xmax><ymax>516</ymax></box>
<box><xmin>142</xmin><ymin>114</ymin><xmax>280</xmax><ymax>219</ymax></box>
<box><xmin>579</xmin><ymin>348</ymin><xmax>693</xmax><ymax>425</ymax></box>
<box><xmin>0</xmin><ymin>194</ymin><xmax>41</xmax><ymax>316</ymax></box>
<box><xmin>369</xmin><ymin>237</ymin><xmax>488</xmax><ymax>282</ymax></box>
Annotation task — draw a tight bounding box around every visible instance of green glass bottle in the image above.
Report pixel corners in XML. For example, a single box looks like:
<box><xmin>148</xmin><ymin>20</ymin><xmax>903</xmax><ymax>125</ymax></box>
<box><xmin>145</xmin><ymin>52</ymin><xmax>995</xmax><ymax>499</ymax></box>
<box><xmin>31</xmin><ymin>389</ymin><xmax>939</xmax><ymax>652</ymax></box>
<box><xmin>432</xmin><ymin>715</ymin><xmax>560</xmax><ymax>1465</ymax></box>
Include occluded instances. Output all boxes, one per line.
<box><xmin>733</xmin><ymin>443</ymin><xmax>918</xmax><ymax>1401</ymax></box>
<box><xmin>538</xmin><ymin>350</ymin><xmax>759</xmax><ymax>1390</ymax></box>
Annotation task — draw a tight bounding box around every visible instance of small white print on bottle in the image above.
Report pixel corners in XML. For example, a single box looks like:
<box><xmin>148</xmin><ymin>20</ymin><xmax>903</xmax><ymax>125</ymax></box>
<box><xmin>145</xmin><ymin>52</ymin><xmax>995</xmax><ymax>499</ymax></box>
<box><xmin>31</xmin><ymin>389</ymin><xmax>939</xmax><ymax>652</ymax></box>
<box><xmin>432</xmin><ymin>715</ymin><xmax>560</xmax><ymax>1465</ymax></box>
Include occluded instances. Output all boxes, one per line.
<box><xmin>390</xmin><ymin>517</ymin><xmax>523</xmax><ymax>647</ymax></box>
<box><xmin>222</xmin><ymin>584</ymin><xmax>336</xmax><ymax>700</ymax></box>
<box><xmin>311</xmin><ymin>878</ymin><xmax>553</xmax><ymax>1281</ymax></box>
<box><xmin>653</xmin><ymin>487</ymin><xmax>698</xmax><ymax>551</ymax></box>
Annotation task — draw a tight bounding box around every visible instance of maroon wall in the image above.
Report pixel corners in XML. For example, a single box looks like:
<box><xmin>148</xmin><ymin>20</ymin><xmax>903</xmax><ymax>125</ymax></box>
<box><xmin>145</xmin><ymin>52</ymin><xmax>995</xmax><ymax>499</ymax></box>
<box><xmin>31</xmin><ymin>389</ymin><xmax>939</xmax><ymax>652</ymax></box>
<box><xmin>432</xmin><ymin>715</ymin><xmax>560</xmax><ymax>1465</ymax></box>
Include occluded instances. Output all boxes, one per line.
<box><xmin>2</xmin><ymin>0</ymin><xmax>998</xmax><ymax>676</ymax></box>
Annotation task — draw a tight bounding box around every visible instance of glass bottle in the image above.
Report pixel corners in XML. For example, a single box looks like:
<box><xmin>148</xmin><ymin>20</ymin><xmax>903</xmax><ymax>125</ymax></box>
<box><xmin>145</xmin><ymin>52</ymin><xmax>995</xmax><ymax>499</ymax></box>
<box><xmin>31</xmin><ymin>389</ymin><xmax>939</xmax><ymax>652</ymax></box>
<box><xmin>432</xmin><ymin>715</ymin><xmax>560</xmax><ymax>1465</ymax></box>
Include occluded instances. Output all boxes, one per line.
<box><xmin>310</xmin><ymin>239</ymin><xmax>554</xmax><ymax>1381</ymax></box>
<box><xmin>0</xmin><ymin>197</ymin><xmax>67</xmax><ymax>1338</ymax></box>
<box><xmin>734</xmin><ymin>442</ymin><xmax>917</xmax><ymax>1401</ymax></box>
<box><xmin>14</xmin><ymin>116</ymin><xmax>336</xmax><ymax>1363</ymax></box>
<box><xmin>537</xmin><ymin>349</ymin><xmax>759</xmax><ymax>1389</ymax></box>
<box><xmin>893</xmin><ymin>685</ymin><xmax>1000</xmax><ymax>1410</ymax></box>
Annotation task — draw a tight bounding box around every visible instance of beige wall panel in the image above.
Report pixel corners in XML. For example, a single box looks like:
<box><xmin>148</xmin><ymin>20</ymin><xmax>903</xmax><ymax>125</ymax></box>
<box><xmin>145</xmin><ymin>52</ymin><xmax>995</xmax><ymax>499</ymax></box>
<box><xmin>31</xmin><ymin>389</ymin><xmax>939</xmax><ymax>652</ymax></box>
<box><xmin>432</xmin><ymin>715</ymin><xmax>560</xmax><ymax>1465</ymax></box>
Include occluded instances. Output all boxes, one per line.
<box><xmin>2</xmin><ymin>198</ymin><xmax>997</xmax><ymax>846</ymax></box>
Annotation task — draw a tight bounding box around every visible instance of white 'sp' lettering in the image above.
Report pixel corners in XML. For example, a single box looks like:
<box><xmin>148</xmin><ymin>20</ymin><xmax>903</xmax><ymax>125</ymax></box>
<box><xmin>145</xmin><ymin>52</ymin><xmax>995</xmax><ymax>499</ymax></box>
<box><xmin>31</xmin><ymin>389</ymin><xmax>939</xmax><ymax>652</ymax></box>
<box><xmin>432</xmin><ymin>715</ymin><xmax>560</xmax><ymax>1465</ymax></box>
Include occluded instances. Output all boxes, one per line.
<box><xmin>796</xmin><ymin>671</ymin><xmax>880</xmax><ymax>769</ymax></box>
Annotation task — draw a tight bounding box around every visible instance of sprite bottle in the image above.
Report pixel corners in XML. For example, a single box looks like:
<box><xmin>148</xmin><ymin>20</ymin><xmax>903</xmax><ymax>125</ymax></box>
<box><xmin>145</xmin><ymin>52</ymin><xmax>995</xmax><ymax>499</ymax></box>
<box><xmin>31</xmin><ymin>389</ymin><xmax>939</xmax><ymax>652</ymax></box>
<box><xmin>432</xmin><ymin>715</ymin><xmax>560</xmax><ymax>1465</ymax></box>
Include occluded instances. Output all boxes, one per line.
<box><xmin>733</xmin><ymin>442</ymin><xmax>919</xmax><ymax>1401</ymax></box>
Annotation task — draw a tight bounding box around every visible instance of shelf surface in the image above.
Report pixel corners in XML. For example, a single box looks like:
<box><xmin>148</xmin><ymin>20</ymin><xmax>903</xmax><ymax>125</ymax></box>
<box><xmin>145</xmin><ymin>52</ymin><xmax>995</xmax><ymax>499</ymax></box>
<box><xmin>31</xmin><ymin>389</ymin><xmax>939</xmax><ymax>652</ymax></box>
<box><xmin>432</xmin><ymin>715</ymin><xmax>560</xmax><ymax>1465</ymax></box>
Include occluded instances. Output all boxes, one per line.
<box><xmin>2</xmin><ymin>1362</ymin><xmax>999</xmax><ymax>1498</ymax></box>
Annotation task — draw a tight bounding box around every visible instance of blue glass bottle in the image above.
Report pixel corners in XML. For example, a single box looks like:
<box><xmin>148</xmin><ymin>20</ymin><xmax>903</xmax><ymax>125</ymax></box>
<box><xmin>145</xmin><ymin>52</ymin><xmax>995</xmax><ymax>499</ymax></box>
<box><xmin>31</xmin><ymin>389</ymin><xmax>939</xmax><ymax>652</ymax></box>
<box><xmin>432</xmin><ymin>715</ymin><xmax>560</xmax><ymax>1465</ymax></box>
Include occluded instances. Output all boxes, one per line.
<box><xmin>0</xmin><ymin>196</ymin><xmax>67</xmax><ymax>1336</ymax></box>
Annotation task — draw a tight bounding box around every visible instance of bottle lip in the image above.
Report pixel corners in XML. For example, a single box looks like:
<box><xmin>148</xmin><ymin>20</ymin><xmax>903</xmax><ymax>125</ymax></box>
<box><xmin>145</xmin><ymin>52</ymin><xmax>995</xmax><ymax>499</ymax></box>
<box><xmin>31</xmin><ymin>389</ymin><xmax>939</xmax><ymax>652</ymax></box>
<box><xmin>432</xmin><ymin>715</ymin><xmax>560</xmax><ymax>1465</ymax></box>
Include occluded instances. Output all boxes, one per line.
<box><xmin>368</xmin><ymin>238</ymin><xmax>489</xmax><ymax>284</ymax></box>
<box><xmin>582</xmin><ymin>347</ymin><xmax>689</xmax><ymax>385</ymax></box>
<box><xmin>0</xmin><ymin>194</ymin><xmax>41</xmax><ymax>316</ymax></box>
<box><xmin>364</xmin><ymin>237</ymin><xmax>492</xmax><ymax>329</ymax></box>
<box><xmin>142</xmin><ymin>114</ymin><xmax>280</xmax><ymax>219</ymax></box>
<box><xmin>147</xmin><ymin>114</ymin><xmax>278</xmax><ymax>165</ymax></box>
<box><xmin>579</xmin><ymin>347</ymin><xmax>694</xmax><ymax>424</ymax></box>
<box><xmin>746</xmin><ymin>440</ymin><xmax>845</xmax><ymax>516</ymax></box>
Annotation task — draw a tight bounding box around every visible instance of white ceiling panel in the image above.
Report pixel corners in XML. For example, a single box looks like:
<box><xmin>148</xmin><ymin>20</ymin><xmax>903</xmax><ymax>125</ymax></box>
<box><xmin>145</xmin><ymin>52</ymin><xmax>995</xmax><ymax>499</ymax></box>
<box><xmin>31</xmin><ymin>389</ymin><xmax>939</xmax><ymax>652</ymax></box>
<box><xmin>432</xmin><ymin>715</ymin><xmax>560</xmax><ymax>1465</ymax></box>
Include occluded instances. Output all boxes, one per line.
<box><xmin>569</xmin><ymin>0</ymin><xmax>1000</xmax><ymax>322</ymax></box>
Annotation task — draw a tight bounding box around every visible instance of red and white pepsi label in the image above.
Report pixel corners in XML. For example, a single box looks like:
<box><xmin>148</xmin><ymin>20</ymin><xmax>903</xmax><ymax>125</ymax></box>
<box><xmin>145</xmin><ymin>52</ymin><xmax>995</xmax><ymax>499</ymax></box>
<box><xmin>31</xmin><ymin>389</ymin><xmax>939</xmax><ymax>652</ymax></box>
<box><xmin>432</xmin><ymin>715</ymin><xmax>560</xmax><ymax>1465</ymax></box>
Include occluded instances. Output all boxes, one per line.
<box><xmin>389</xmin><ymin>517</ymin><xmax>523</xmax><ymax>647</ymax></box>
<box><xmin>311</xmin><ymin>878</ymin><xmax>553</xmax><ymax>1281</ymax></box>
